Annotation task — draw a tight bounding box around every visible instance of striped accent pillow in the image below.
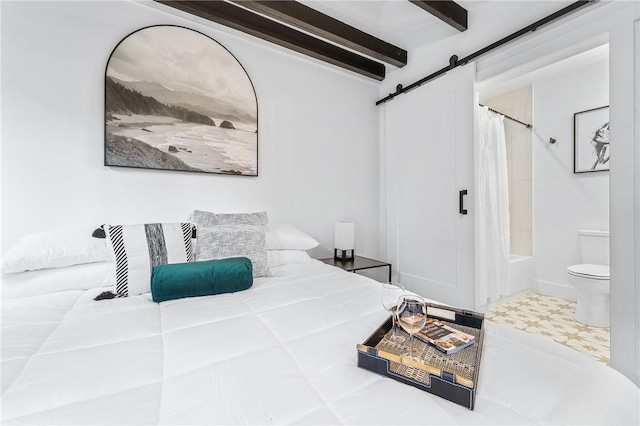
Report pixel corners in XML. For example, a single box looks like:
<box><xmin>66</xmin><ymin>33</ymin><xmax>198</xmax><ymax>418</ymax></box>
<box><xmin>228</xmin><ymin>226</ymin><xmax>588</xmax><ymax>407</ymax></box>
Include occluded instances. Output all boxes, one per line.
<box><xmin>104</xmin><ymin>223</ymin><xmax>194</xmax><ymax>296</ymax></box>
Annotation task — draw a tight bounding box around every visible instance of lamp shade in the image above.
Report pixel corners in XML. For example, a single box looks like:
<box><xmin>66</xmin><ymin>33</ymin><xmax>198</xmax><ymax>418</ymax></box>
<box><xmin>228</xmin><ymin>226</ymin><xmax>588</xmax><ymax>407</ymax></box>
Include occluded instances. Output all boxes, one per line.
<box><xmin>334</xmin><ymin>222</ymin><xmax>355</xmax><ymax>250</ymax></box>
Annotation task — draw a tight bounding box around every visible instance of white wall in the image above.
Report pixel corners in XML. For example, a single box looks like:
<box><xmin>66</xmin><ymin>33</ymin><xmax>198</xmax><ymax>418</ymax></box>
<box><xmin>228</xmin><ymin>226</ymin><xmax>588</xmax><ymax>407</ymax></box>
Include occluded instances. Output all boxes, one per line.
<box><xmin>533</xmin><ymin>52</ymin><xmax>609</xmax><ymax>300</ymax></box>
<box><xmin>0</xmin><ymin>1</ymin><xmax>380</xmax><ymax>258</ymax></box>
<box><xmin>608</xmin><ymin>12</ymin><xmax>640</xmax><ymax>388</ymax></box>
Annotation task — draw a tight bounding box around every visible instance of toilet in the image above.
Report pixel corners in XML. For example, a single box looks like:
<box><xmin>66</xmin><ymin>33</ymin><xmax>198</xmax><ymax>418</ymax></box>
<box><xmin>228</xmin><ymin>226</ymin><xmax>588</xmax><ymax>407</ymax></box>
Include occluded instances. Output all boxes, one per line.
<box><xmin>567</xmin><ymin>230</ymin><xmax>610</xmax><ymax>328</ymax></box>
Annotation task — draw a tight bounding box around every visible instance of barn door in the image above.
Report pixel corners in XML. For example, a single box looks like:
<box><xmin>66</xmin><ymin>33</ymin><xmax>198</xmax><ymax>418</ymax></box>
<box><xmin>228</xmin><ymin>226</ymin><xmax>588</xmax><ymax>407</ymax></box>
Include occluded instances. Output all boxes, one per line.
<box><xmin>384</xmin><ymin>64</ymin><xmax>475</xmax><ymax>310</ymax></box>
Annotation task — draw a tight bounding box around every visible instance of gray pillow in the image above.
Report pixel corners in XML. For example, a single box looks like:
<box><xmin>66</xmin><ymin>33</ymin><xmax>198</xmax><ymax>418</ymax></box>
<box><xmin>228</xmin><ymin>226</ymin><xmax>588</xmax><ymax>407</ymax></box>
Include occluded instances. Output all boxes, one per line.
<box><xmin>192</xmin><ymin>210</ymin><xmax>268</xmax><ymax>228</ymax></box>
<box><xmin>195</xmin><ymin>224</ymin><xmax>270</xmax><ymax>278</ymax></box>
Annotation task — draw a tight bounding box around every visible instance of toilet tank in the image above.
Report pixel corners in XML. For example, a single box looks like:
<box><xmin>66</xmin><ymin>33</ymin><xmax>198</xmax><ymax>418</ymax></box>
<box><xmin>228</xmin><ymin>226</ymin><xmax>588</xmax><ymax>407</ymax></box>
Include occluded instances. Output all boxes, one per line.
<box><xmin>578</xmin><ymin>230</ymin><xmax>610</xmax><ymax>265</ymax></box>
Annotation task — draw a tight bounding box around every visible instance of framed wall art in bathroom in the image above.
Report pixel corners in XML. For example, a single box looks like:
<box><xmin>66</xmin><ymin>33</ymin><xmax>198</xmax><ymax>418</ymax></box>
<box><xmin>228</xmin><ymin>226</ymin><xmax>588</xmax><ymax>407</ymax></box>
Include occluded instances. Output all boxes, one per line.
<box><xmin>573</xmin><ymin>106</ymin><xmax>609</xmax><ymax>173</ymax></box>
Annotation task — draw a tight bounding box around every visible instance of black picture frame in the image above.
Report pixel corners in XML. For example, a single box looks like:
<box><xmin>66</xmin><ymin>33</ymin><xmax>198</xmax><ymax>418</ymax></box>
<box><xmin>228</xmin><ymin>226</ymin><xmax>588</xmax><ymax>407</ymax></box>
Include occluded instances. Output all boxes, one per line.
<box><xmin>573</xmin><ymin>106</ymin><xmax>609</xmax><ymax>174</ymax></box>
<box><xmin>104</xmin><ymin>25</ymin><xmax>258</xmax><ymax>176</ymax></box>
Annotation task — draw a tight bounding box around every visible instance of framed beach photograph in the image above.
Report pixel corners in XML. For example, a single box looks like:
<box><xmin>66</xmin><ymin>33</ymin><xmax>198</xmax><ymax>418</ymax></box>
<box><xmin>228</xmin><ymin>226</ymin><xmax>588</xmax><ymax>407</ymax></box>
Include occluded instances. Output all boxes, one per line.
<box><xmin>573</xmin><ymin>106</ymin><xmax>609</xmax><ymax>173</ymax></box>
<box><xmin>104</xmin><ymin>25</ymin><xmax>258</xmax><ymax>176</ymax></box>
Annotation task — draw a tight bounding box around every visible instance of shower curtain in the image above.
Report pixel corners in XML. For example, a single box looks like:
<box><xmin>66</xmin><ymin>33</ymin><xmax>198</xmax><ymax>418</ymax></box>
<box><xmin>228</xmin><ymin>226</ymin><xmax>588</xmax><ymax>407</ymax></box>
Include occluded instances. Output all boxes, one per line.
<box><xmin>476</xmin><ymin>106</ymin><xmax>510</xmax><ymax>311</ymax></box>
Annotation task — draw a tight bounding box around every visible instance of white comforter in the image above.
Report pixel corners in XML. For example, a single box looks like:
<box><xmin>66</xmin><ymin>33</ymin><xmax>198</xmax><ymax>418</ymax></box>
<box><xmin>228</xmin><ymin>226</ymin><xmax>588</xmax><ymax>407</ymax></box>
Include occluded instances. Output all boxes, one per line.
<box><xmin>2</xmin><ymin>260</ymin><xmax>639</xmax><ymax>425</ymax></box>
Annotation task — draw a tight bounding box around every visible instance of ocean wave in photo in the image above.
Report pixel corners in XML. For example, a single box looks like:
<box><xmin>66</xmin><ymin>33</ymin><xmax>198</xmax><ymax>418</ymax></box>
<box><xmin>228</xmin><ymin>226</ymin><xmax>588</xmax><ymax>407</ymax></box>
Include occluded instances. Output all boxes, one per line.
<box><xmin>106</xmin><ymin>114</ymin><xmax>257</xmax><ymax>175</ymax></box>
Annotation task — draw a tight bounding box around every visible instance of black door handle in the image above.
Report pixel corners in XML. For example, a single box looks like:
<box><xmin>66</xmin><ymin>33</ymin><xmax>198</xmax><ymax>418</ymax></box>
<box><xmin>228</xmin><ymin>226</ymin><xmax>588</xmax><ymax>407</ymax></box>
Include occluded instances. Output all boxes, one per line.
<box><xmin>459</xmin><ymin>190</ymin><xmax>468</xmax><ymax>215</ymax></box>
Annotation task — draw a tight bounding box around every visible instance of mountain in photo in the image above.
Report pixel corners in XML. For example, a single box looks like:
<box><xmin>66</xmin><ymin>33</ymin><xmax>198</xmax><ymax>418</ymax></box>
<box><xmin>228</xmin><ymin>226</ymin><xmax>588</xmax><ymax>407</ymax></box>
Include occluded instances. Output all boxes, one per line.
<box><xmin>105</xmin><ymin>77</ymin><xmax>214</xmax><ymax>126</ymax></box>
<box><xmin>110</xmin><ymin>77</ymin><xmax>256</xmax><ymax>128</ymax></box>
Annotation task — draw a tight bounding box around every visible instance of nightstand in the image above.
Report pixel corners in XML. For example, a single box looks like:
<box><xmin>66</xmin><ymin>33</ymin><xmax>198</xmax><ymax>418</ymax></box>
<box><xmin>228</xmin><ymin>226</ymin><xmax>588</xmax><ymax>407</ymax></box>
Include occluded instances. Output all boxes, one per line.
<box><xmin>319</xmin><ymin>255</ymin><xmax>392</xmax><ymax>283</ymax></box>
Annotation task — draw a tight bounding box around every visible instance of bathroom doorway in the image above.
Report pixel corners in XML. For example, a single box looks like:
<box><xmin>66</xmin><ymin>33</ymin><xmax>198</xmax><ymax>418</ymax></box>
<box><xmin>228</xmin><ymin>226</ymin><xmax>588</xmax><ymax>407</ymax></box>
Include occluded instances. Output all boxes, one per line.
<box><xmin>476</xmin><ymin>43</ymin><xmax>611</xmax><ymax>364</ymax></box>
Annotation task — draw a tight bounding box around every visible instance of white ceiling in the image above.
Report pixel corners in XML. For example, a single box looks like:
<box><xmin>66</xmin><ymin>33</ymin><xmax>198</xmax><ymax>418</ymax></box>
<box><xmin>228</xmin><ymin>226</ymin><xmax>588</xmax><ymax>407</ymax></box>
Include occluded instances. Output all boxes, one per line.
<box><xmin>154</xmin><ymin>0</ymin><xmax>589</xmax><ymax>81</ymax></box>
<box><xmin>299</xmin><ymin>1</ymin><xmax>573</xmax><ymax>51</ymax></box>
<box><xmin>299</xmin><ymin>0</ymin><xmax>476</xmax><ymax>49</ymax></box>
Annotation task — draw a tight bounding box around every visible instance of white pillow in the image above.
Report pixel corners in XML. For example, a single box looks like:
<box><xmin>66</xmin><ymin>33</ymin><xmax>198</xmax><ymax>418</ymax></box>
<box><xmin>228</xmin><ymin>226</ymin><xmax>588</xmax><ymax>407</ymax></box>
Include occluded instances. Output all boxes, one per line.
<box><xmin>267</xmin><ymin>250</ymin><xmax>312</xmax><ymax>268</ymax></box>
<box><xmin>196</xmin><ymin>224</ymin><xmax>270</xmax><ymax>277</ymax></box>
<box><xmin>1</xmin><ymin>228</ymin><xmax>112</xmax><ymax>273</ymax></box>
<box><xmin>266</xmin><ymin>225</ymin><xmax>319</xmax><ymax>251</ymax></box>
<box><xmin>104</xmin><ymin>223</ymin><xmax>195</xmax><ymax>296</ymax></box>
<box><xmin>1</xmin><ymin>262</ymin><xmax>116</xmax><ymax>299</ymax></box>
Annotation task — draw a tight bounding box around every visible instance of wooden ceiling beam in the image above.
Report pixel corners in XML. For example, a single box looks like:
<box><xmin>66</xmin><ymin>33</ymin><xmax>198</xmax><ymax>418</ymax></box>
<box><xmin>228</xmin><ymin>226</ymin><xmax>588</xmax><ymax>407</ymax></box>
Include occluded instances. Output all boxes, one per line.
<box><xmin>232</xmin><ymin>0</ymin><xmax>407</xmax><ymax>68</ymax></box>
<box><xmin>156</xmin><ymin>1</ymin><xmax>386</xmax><ymax>81</ymax></box>
<box><xmin>410</xmin><ymin>1</ymin><xmax>468</xmax><ymax>32</ymax></box>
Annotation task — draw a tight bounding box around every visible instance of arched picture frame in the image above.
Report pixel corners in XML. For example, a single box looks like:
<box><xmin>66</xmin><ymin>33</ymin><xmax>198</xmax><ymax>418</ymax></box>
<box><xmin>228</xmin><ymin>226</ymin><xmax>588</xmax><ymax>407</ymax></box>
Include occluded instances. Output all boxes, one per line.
<box><xmin>105</xmin><ymin>25</ymin><xmax>258</xmax><ymax>176</ymax></box>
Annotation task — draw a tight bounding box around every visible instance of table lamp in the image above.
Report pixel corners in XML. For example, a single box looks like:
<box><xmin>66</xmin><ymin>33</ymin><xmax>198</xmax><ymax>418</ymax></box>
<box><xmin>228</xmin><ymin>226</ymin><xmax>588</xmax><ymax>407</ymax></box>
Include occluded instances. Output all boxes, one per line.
<box><xmin>334</xmin><ymin>221</ymin><xmax>355</xmax><ymax>261</ymax></box>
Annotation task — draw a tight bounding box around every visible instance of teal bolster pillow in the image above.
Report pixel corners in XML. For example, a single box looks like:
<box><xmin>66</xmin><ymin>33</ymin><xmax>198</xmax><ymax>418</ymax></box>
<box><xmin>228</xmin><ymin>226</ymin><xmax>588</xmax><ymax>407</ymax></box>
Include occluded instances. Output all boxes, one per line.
<box><xmin>150</xmin><ymin>257</ymin><xmax>253</xmax><ymax>303</ymax></box>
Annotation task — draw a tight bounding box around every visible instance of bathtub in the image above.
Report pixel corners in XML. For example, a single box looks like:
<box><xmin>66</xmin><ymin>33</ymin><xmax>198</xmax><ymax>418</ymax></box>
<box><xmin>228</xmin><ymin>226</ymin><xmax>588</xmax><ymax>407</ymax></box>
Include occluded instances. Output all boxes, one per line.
<box><xmin>508</xmin><ymin>254</ymin><xmax>534</xmax><ymax>295</ymax></box>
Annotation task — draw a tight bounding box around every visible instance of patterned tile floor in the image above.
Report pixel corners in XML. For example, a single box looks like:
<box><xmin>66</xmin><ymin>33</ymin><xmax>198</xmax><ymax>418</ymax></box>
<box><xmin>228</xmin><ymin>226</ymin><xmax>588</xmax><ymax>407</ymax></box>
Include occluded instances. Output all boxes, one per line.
<box><xmin>485</xmin><ymin>292</ymin><xmax>610</xmax><ymax>364</ymax></box>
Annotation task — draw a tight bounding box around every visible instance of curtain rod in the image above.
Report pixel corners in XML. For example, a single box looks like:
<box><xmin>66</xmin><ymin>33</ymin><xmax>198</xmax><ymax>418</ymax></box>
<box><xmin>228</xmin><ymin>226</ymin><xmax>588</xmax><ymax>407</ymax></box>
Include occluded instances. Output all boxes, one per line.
<box><xmin>481</xmin><ymin>104</ymin><xmax>532</xmax><ymax>129</ymax></box>
<box><xmin>376</xmin><ymin>0</ymin><xmax>593</xmax><ymax>106</ymax></box>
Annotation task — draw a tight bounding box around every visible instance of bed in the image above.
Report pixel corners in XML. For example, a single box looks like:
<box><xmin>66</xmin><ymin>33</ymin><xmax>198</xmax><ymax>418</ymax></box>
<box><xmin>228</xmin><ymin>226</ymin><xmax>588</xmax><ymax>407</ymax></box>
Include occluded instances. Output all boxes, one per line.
<box><xmin>2</xmin><ymin>219</ymin><xmax>639</xmax><ymax>425</ymax></box>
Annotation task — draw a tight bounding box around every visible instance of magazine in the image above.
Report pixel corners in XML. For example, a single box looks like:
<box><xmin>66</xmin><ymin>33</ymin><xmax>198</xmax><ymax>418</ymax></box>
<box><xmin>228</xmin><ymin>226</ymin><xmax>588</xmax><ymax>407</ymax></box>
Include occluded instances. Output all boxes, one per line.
<box><xmin>415</xmin><ymin>318</ymin><xmax>475</xmax><ymax>355</ymax></box>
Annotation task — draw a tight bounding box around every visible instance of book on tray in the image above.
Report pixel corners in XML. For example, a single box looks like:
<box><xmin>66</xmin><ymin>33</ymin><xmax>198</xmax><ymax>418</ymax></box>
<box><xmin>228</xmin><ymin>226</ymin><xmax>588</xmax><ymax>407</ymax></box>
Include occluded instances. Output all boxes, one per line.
<box><xmin>415</xmin><ymin>318</ymin><xmax>475</xmax><ymax>355</ymax></box>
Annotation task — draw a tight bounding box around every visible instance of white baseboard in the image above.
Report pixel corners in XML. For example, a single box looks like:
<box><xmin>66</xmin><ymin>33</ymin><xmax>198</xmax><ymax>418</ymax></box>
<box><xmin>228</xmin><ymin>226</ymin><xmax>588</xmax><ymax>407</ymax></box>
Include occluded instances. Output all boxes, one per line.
<box><xmin>533</xmin><ymin>279</ymin><xmax>577</xmax><ymax>302</ymax></box>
